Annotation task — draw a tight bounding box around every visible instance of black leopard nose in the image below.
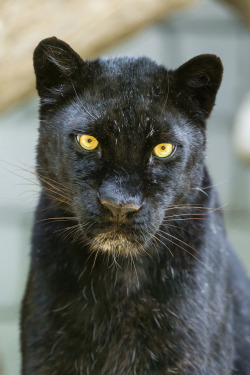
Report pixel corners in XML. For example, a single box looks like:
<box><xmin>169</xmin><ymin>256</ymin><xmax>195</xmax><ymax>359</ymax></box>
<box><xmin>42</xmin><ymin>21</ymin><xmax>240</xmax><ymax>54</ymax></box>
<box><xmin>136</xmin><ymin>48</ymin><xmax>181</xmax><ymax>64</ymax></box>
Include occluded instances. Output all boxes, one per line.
<box><xmin>98</xmin><ymin>170</ymin><xmax>143</xmax><ymax>221</ymax></box>
<box><xmin>101</xmin><ymin>201</ymin><xmax>141</xmax><ymax>221</ymax></box>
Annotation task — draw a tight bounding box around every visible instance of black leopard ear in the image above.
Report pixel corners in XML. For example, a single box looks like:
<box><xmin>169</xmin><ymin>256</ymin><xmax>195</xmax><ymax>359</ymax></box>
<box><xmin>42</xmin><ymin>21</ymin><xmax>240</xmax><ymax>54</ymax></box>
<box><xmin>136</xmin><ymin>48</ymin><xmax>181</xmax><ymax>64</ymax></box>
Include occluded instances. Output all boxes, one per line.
<box><xmin>33</xmin><ymin>37</ymin><xmax>84</xmax><ymax>97</ymax></box>
<box><xmin>174</xmin><ymin>54</ymin><xmax>223</xmax><ymax>118</ymax></box>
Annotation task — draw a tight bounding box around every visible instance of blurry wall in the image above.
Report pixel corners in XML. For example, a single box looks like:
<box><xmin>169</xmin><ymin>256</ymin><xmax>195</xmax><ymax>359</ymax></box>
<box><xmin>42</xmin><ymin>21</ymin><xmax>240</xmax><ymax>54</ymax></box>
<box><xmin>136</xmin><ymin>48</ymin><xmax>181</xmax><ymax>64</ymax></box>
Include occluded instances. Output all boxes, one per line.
<box><xmin>0</xmin><ymin>0</ymin><xmax>250</xmax><ymax>374</ymax></box>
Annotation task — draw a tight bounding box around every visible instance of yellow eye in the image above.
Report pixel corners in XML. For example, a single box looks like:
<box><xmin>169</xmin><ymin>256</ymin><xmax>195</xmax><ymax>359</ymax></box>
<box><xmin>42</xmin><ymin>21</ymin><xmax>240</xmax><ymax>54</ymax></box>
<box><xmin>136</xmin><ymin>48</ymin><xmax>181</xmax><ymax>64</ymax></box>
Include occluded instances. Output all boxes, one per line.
<box><xmin>153</xmin><ymin>143</ymin><xmax>174</xmax><ymax>158</ymax></box>
<box><xmin>77</xmin><ymin>135</ymin><xmax>99</xmax><ymax>150</ymax></box>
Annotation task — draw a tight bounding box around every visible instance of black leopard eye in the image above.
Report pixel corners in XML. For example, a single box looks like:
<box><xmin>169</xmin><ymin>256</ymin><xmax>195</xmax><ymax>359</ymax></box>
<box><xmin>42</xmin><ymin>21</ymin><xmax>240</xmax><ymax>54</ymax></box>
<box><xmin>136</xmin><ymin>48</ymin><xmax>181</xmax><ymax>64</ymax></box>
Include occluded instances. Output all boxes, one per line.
<box><xmin>76</xmin><ymin>135</ymin><xmax>99</xmax><ymax>150</ymax></box>
<box><xmin>153</xmin><ymin>143</ymin><xmax>175</xmax><ymax>158</ymax></box>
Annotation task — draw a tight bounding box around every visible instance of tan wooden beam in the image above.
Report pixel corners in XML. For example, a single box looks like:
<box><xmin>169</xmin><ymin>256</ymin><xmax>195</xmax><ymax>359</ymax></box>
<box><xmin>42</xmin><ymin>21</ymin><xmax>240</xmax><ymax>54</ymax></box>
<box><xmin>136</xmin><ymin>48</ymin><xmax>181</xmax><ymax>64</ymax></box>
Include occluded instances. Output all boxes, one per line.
<box><xmin>0</xmin><ymin>0</ymin><xmax>197</xmax><ymax>113</ymax></box>
<box><xmin>219</xmin><ymin>0</ymin><xmax>250</xmax><ymax>26</ymax></box>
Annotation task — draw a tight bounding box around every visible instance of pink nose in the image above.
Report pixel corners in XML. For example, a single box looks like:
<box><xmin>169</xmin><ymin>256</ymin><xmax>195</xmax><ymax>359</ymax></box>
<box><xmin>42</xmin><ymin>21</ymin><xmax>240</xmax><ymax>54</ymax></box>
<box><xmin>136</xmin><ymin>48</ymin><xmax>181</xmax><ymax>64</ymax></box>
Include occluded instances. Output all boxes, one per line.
<box><xmin>101</xmin><ymin>201</ymin><xmax>141</xmax><ymax>221</ymax></box>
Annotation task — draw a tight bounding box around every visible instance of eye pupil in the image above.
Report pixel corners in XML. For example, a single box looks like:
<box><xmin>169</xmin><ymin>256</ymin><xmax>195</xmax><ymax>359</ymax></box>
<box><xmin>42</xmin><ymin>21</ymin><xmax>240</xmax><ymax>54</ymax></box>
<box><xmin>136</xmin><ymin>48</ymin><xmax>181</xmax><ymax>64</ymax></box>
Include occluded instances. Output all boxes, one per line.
<box><xmin>88</xmin><ymin>139</ymin><xmax>92</xmax><ymax>143</ymax></box>
<box><xmin>161</xmin><ymin>146</ymin><xmax>165</xmax><ymax>150</ymax></box>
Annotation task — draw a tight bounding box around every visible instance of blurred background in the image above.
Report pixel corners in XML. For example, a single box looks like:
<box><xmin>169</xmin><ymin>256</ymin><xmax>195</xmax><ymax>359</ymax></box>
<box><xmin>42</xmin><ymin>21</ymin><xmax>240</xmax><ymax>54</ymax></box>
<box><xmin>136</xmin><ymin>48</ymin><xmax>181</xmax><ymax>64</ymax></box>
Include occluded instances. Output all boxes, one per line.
<box><xmin>0</xmin><ymin>0</ymin><xmax>250</xmax><ymax>374</ymax></box>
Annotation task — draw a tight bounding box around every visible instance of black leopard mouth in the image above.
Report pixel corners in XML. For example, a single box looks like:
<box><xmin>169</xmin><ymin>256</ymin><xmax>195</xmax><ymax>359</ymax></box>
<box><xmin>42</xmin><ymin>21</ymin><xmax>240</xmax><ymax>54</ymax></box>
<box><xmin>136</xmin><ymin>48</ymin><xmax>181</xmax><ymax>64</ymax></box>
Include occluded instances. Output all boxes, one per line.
<box><xmin>87</xmin><ymin>225</ymin><xmax>151</xmax><ymax>257</ymax></box>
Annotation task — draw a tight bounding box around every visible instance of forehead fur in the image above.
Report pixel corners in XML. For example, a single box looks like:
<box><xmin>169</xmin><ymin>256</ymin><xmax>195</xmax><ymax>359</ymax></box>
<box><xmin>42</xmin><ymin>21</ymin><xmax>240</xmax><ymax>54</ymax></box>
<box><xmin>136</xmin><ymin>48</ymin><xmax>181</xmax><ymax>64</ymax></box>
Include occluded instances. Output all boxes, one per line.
<box><xmin>81</xmin><ymin>56</ymin><xmax>170</xmax><ymax>106</ymax></box>
<box><xmin>98</xmin><ymin>56</ymin><xmax>167</xmax><ymax>81</ymax></box>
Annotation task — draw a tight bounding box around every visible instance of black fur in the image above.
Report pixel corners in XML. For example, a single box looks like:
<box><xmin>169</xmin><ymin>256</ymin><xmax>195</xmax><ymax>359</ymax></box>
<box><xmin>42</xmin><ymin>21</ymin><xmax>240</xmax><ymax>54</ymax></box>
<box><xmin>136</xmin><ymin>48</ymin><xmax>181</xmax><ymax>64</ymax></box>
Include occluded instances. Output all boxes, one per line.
<box><xmin>21</xmin><ymin>37</ymin><xmax>250</xmax><ymax>374</ymax></box>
